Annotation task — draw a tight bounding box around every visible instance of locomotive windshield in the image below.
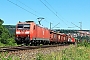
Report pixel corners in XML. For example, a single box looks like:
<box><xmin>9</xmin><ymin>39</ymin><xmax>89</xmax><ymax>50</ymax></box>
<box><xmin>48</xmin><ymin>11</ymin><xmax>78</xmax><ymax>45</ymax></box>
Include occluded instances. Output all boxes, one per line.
<box><xmin>17</xmin><ymin>24</ymin><xmax>30</xmax><ymax>29</ymax></box>
<box><xmin>17</xmin><ymin>24</ymin><xmax>23</xmax><ymax>28</ymax></box>
<box><xmin>24</xmin><ymin>24</ymin><xmax>30</xmax><ymax>29</ymax></box>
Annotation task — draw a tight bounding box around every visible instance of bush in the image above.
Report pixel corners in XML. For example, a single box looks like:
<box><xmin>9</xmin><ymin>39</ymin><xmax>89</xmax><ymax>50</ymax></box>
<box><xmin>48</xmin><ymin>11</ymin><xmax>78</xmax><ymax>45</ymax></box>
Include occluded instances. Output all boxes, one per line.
<box><xmin>77</xmin><ymin>40</ymin><xmax>89</xmax><ymax>47</ymax></box>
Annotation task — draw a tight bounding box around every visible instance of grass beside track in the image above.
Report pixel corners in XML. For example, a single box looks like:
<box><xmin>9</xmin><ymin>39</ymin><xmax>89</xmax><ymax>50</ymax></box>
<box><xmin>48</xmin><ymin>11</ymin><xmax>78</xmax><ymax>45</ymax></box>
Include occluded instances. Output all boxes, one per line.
<box><xmin>1</xmin><ymin>42</ymin><xmax>90</xmax><ymax>60</ymax></box>
<box><xmin>0</xmin><ymin>52</ymin><xmax>20</xmax><ymax>60</ymax></box>
<box><xmin>36</xmin><ymin>44</ymin><xmax>90</xmax><ymax>60</ymax></box>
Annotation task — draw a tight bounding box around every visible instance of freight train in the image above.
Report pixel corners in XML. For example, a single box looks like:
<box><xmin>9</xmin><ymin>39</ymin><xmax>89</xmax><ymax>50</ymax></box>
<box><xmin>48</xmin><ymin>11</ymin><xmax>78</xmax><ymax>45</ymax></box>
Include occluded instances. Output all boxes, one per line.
<box><xmin>15</xmin><ymin>21</ymin><xmax>75</xmax><ymax>45</ymax></box>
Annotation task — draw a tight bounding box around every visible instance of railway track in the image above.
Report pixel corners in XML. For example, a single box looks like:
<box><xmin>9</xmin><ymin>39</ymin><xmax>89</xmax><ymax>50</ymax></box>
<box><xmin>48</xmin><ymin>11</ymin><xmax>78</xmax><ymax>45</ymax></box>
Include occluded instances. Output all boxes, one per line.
<box><xmin>0</xmin><ymin>44</ymin><xmax>69</xmax><ymax>52</ymax></box>
<box><xmin>0</xmin><ymin>44</ymin><xmax>76</xmax><ymax>60</ymax></box>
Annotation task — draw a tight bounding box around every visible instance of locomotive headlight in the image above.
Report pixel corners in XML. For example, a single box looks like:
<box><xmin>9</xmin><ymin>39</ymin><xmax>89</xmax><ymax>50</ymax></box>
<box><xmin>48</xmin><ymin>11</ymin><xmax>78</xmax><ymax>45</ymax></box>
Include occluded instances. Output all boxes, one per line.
<box><xmin>16</xmin><ymin>32</ymin><xmax>20</xmax><ymax>34</ymax></box>
<box><xmin>25</xmin><ymin>32</ymin><xmax>29</xmax><ymax>34</ymax></box>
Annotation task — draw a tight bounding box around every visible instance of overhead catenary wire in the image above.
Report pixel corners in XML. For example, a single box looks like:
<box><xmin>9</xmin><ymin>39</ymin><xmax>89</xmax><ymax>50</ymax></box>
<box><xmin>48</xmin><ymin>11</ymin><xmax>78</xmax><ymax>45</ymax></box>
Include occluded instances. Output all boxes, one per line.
<box><xmin>7</xmin><ymin>0</ymin><xmax>80</xmax><ymax>29</ymax></box>
<box><xmin>7</xmin><ymin>0</ymin><xmax>62</xmax><ymax>28</ymax></box>
<box><xmin>44</xmin><ymin>0</ymin><xmax>57</xmax><ymax>13</ymax></box>
<box><xmin>7</xmin><ymin>0</ymin><xmax>39</xmax><ymax>17</ymax></box>
<box><xmin>44</xmin><ymin>0</ymin><xmax>70</xmax><ymax>29</ymax></box>
<box><xmin>7</xmin><ymin>0</ymin><xmax>53</xmax><ymax>29</ymax></box>
<box><xmin>7</xmin><ymin>0</ymin><xmax>75</xmax><ymax>29</ymax></box>
<box><xmin>17</xmin><ymin>0</ymin><xmax>51</xmax><ymax>24</ymax></box>
<box><xmin>16</xmin><ymin>0</ymin><xmax>43</xmax><ymax>16</ymax></box>
<box><xmin>44</xmin><ymin>0</ymin><xmax>82</xmax><ymax>29</ymax></box>
<box><xmin>40</xmin><ymin>0</ymin><xmax>68</xmax><ymax>26</ymax></box>
<box><xmin>44</xmin><ymin>0</ymin><xmax>69</xmax><ymax>23</ymax></box>
<box><xmin>71</xmin><ymin>22</ymin><xmax>81</xmax><ymax>29</ymax></box>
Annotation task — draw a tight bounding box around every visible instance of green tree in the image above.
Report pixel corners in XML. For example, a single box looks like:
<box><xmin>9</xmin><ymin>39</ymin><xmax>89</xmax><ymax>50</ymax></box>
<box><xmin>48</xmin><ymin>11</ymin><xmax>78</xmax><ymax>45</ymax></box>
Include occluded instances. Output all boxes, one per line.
<box><xmin>0</xmin><ymin>19</ymin><xmax>9</xmax><ymax>44</ymax></box>
<box><xmin>0</xmin><ymin>19</ymin><xmax>4</xmax><ymax>25</ymax></box>
<box><xmin>0</xmin><ymin>19</ymin><xmax>16</xmax><ymax>46</ymax></box>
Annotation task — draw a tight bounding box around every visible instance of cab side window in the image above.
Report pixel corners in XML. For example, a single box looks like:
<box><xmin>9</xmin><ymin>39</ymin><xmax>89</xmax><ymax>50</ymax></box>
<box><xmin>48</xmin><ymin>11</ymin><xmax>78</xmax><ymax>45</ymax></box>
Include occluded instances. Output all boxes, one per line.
<box><xmin>34</xmin><ymin>25</ymin><xmax>35</xmax><ymax>30</ymax></box>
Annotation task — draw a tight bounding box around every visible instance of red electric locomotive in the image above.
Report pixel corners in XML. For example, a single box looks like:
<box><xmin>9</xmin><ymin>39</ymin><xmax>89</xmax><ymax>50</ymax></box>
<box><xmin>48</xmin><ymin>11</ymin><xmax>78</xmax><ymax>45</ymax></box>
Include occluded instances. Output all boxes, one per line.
<box><xmin>15</xmin><ymin>21</ymin><xmax>50</xmax><ymax>45</ymax></box>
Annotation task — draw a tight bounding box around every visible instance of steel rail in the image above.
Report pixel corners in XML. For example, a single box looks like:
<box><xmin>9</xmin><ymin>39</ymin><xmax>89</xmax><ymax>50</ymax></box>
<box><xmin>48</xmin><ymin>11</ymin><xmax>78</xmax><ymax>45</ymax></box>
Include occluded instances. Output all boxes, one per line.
<box><xmin>0</xmin><ymin>44</ymin><xmax>69</xmax><ymax>52</ymax></box>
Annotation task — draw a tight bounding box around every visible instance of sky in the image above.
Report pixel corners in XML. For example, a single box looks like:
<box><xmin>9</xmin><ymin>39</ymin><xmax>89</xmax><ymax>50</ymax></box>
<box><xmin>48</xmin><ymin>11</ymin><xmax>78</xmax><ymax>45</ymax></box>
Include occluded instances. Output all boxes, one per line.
<box><xmin>0</xmin><ymin>0</ymin><xmax>90</xmax><ymax>30</ymax></box>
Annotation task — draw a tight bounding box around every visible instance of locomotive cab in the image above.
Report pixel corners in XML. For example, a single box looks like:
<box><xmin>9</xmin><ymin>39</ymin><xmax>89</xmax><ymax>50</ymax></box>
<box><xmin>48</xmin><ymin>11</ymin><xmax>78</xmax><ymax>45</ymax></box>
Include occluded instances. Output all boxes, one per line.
<box><xmin>15</xmin><ymin>21</ymin><xmax>50</xmax><ymax>45</ymax></box>
<box><xmin>15</xmin><ymin>21</ymin><xmax>34</xmax><ymax>45</ymax></box>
